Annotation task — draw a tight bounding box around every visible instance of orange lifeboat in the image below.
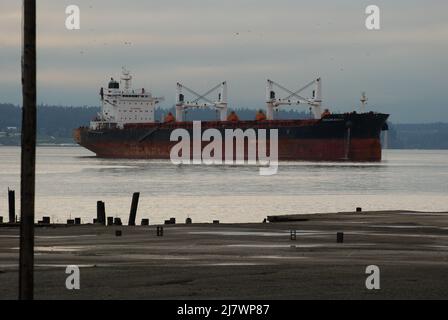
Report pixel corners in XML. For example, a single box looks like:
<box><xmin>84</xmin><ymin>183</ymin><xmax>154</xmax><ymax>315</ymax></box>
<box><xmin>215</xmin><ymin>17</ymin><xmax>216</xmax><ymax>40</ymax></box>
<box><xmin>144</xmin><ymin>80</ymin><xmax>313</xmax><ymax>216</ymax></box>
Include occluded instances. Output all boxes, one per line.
<box><xmin>255</xmin><ymin>110</ymin><xmax>267</xmax><ymax>121</ymax></box>
<box><xmin>227</xmin><ymin>111</ymin><xmax>239</xmax><ymax>121</ymax></box>
<box><xmin>321</xmin><ymin>109</ymin><xmax>331</xmax><ymax>118</ymax></box>
<box><xmin>164</xmin><ymin>112</ymin><xmax>175</xmax><ymax>123</ymax></box>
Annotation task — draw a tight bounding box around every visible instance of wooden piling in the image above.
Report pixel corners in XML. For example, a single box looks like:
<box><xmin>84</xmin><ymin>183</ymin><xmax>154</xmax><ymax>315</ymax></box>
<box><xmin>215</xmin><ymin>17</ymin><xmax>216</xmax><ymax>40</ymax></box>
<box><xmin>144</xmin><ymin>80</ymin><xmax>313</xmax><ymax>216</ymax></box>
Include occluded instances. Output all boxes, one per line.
<box><xmin>19</xmin><ymin>0</ymin><xmax>37</xmax><ymax>301</ymax></box>
<box><xmin>165</xmin><ymin>218</ymin><xmax>176</xmax><ymax>225</ymax></box>
<box><xmin>337</xmin><ymin>232</ymin><xmax>344</xmax><ymax>243</ymax></box>
<box><xmin>128</xmin><ymin>192</ymin><xmax>140</xmax><ymax>226</ymax></box>
<box><xmin>96</xmin><ymin>201</ymin><xmax>106</xmax><ymax>225</ymax></box>
<box><xmin>290</xmin><ymin>230</ymin><xmax>297</xmax><ymax>241</ymax></box>
<box><xmin>8</xmin><ymin>189</ymin><xmax>15</xmax><ymax>223</ymax></box>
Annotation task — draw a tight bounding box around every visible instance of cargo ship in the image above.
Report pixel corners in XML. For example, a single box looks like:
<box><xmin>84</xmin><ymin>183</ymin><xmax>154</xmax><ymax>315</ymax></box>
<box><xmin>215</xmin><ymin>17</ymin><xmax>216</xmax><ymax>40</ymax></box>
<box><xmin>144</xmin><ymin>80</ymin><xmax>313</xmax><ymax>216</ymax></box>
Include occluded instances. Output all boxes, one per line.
<box><xmin>74</xmin><ymin>69</ymin><xmax>389</xmax><ymax>161</ymax></box>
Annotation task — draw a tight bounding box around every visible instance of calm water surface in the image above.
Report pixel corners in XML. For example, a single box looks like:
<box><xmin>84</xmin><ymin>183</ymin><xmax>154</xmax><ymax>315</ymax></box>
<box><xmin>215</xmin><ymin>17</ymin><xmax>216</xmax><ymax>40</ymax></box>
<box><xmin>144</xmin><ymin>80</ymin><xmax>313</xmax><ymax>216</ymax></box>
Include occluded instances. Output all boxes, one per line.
<box><xmin>0</xmin><ymin>147</ymin><xmax>446</xmax><ymax>224</ymax></box>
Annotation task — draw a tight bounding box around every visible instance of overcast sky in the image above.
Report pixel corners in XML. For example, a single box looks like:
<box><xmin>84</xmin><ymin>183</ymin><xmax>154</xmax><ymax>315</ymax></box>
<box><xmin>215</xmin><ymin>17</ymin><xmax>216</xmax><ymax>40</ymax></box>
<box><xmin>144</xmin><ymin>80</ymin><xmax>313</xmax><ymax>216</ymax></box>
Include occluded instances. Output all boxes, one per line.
<box><xmin>1</xmin><ymin>0</ymin><xmax>447</xmax><ymax>122</ymax></box>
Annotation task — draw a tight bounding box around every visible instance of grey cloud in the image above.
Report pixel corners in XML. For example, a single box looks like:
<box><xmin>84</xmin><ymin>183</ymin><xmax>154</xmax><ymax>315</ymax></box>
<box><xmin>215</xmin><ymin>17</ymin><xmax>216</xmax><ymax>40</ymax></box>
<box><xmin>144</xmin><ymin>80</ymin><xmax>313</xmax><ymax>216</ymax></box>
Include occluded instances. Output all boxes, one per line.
<box><xmin>0</xmin><ymin>0</ymin><xmax>447</xmax><ymax>123</ymax></box>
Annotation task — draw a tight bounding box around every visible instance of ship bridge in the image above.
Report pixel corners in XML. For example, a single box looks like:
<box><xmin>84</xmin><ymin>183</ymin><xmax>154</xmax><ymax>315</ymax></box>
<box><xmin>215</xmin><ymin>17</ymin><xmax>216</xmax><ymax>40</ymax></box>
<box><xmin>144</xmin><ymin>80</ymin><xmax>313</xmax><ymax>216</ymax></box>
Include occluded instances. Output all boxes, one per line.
<box><xmin>91</xmin><ymin>69</ymin><xmax>164</xmax><ymax>130</ymax></box>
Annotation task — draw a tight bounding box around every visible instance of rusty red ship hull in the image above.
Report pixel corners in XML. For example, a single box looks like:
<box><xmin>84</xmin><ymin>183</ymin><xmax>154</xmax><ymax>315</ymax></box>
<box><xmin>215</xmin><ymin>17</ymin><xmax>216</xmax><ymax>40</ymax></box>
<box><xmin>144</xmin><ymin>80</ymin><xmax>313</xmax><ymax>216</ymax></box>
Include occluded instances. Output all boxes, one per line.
<box><xmin>74</xmin><ymin>112</ymin><xmax>389</xmax><ymax>161</ymax></box>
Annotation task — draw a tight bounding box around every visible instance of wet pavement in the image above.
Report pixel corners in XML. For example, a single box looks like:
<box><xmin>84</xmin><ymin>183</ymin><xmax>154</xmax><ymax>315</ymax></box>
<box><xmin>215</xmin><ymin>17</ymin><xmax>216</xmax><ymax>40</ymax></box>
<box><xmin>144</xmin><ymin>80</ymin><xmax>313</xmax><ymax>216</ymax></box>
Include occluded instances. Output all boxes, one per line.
<box><xmin>0</xmin><ymin>210</ymin><xmax>447</xmax><ymax>299</ymax></box>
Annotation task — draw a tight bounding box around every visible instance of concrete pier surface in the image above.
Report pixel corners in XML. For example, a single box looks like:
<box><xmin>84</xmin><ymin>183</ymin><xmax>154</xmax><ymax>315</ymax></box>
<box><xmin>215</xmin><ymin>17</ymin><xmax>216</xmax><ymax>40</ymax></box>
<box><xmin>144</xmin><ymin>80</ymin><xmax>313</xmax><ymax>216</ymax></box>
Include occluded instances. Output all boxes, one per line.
<box><xmin>0</xmin><ymin>210</ymin><xmax>447</xmax><ymax>299</ymax></box>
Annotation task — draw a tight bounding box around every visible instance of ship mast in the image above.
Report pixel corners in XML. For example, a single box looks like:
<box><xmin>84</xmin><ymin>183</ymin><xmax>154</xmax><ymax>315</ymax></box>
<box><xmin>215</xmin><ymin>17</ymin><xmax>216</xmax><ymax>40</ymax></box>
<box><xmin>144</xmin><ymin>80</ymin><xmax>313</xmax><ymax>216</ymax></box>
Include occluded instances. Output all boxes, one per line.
<box><xmin>121</xmin><ymin>67</ymin><xmax>132</xmax><ymax>91</ymax></box>
<box><xmin>360</xmin><ymin>92</ymin><xmax>367</xmax><ymax>113</ymax></box>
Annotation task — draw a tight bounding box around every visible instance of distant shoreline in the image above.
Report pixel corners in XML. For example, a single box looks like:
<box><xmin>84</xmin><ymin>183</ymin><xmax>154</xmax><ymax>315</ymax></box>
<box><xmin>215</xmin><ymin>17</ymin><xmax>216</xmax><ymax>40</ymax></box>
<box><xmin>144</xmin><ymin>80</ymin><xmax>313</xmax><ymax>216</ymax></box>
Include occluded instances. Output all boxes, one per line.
<box><xmin>2</xmin><ymin>104</ymin><xmax>448</xmax><ymax>149</ymax></box>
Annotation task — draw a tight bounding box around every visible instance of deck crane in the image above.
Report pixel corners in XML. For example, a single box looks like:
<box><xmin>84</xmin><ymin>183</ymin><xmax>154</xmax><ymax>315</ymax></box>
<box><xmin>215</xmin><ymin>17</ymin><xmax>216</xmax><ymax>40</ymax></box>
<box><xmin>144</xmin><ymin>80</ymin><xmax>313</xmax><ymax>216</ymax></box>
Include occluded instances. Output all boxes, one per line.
<box><xmin>266</xmin><ymin>78</ymin><xmax>323</xmax><ymax>120</ymax></box>
<box><xmin>175</xmin><ymin>81</ymin><xmax>228</xmax><ymax>122</ymax></box>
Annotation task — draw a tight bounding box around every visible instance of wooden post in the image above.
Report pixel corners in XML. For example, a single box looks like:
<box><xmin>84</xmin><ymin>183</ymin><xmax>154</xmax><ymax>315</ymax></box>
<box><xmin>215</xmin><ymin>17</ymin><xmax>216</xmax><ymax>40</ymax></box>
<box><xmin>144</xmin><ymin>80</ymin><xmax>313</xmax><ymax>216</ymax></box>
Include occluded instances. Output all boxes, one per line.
<box><xmin>97</xmin><ymin>201</ymin><xmax>106</xmax><ymax>225</ymax></box>
<box><xmin>101</xmin><ymin>202</ymin><xmax>106</xmax><ymax>224</ymax></box>
<box><xmin>337</xmin><ymin>232</ymin><xmax>344</xmax><ymax>243</ymax></box>
<box><xmin>128</xmin><ymin>192</ymin><xmax>140</xmax><ymax>226</ymax></box>
<box><xmin>19</xmin><ymin>0</ymin><xmax>37</xmax><ymax>300</ymax></box>
<box><xmin>290</xmin><ymin>230</ymin><xmax>297</xmax><ymax>241</ymax></box>
<box><xmin>8</xmin><ymin>189</ymin><xmax>15</xmax><ymax>223</ymax></box>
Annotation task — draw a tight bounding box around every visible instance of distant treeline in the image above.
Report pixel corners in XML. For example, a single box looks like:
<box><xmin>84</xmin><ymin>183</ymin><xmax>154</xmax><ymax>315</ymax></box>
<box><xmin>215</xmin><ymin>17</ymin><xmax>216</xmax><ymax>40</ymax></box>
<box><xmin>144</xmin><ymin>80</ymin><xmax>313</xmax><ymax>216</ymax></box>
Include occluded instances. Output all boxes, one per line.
<box><xmin>0</xmin><ymin>103</ymin><xmax>99</xmax><ymax>138</ymax></box>
<box><xmin>1</xmin><ymin>103</ymin><xmax>448</xmax><ymax>149</ymax></box>
<box><xmin>387</xmin><ymin>123</ymin><xmax>448</xmax><ymax>149</ymax></box>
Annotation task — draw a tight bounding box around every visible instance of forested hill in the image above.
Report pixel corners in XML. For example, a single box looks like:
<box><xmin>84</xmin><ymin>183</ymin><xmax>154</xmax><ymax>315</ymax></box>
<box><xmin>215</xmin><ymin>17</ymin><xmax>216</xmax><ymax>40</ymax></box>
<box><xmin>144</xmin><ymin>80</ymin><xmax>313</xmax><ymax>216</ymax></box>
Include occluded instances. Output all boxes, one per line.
<box><xmin>0</xmin><ymin>103</ymin><xmax>99</xmax><ymax>138</ymax></box>
<box><xmin>1</xmin><ymin>103</ymin><xmax>448</xmax><ymax>149</ymax></box>
<box><xmin>387</xmin><ymin>123</ymin><xmax>448</xmax><ymax>149</ymax></box>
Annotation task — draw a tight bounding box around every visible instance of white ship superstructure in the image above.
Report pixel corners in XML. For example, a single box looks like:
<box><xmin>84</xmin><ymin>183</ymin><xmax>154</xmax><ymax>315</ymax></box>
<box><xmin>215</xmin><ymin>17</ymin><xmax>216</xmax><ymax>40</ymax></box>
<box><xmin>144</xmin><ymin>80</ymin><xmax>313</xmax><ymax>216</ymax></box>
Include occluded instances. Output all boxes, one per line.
<box><xmin>91</xmin><ymin>68</ymin><xmax>164</xmax><ymax>129</ymax></box>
